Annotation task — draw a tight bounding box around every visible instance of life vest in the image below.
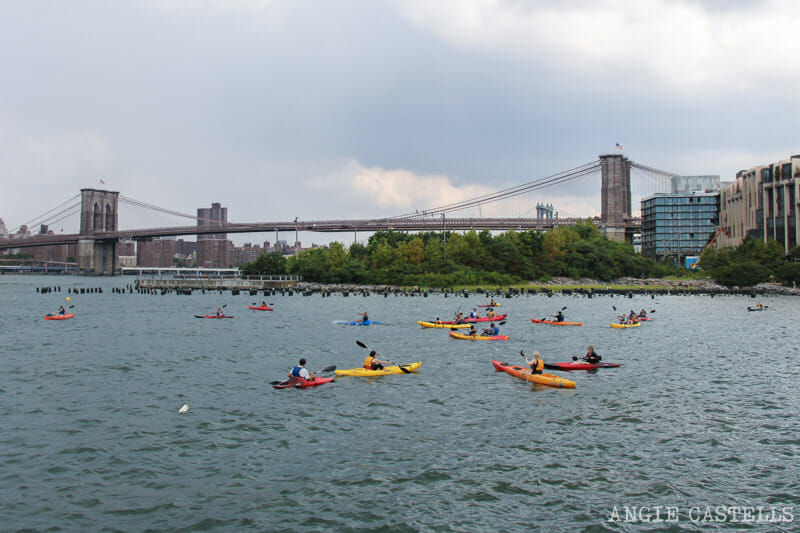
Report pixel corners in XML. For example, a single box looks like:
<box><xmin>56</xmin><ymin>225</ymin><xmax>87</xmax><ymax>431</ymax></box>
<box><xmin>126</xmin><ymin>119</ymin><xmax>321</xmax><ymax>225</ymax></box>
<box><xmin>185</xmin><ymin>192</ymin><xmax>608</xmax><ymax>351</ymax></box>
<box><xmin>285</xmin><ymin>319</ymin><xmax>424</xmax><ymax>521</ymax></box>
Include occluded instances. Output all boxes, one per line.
<box><xmin>364</xmin><ymin>356</ymin><xmax>374</xmax><ymax>369</ymax></box>
<box><xmin>290</xmin><ymin>365</ymin><xmax>304</xmax><ymax>377</ymax></box>
<box><xmin>531</xmin><ymin>358</ymin><xmax>544</xmax><ymax>372</ymax></box>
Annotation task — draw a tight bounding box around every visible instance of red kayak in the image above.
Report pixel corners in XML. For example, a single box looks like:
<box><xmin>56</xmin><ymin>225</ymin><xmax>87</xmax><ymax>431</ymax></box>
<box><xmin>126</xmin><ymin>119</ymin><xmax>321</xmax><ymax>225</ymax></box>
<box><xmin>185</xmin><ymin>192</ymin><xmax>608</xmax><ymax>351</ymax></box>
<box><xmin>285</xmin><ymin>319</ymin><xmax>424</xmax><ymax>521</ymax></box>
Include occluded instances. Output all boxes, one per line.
<box><xmin>247</xmin><ymin>305</ymin><xmax>274</xmax><ymax>311</ymax></box>
<box><xmin>195</xmin><ymin>315</ymin><xmax>235</xmax><ymax>319</ymax></box>
<box><xmin>544</xmin><ymin>361</ymin><xmax>622</xmax><ymax>370</ymax></box>
<box><xmin>44</xmin><ymin>314</ymin><xmax>74</xmax><ymax>320</ymax></box>
<box><xmin>272</xmin><ymin>376</ymin><xmax>335</xmax><ymax>389</ymax></box>
<box><xmin>442</xmin><ymin>314</ymin><xmax>507</xmax><ymax>324</ymax></box>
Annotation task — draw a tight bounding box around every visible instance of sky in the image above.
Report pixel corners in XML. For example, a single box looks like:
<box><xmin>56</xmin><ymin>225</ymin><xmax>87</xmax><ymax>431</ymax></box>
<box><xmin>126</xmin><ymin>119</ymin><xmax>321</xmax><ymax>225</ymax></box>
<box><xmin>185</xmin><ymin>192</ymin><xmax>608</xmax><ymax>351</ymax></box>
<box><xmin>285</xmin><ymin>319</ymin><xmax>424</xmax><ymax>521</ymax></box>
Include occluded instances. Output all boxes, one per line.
<box><xmin>1</xmin><ymin>0</ymin><xmax>798</xmax><ymax>245</ymax></box>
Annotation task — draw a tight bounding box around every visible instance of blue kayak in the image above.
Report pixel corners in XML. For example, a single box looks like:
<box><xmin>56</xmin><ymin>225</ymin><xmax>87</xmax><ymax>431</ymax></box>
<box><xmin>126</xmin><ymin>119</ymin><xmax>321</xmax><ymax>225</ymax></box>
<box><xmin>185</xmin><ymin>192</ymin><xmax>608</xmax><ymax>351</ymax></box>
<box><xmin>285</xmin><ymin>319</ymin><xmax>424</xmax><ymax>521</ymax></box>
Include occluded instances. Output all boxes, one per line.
<box><xmin>333</xmin><ymin>320</ymin><xmax>383</xmax><ymax>325</ymax></box>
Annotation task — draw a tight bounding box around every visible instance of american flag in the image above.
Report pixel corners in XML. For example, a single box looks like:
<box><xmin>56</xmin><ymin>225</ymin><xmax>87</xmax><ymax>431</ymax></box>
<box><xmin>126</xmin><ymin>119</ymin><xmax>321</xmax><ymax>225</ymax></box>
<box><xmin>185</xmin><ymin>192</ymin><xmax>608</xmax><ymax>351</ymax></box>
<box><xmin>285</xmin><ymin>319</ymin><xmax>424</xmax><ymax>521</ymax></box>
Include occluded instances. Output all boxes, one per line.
<box><xmin>100</xmin><ymin>178</ymin><xmax>106</xmax><ymax>184</ymax></box>
<box><xmin>615</xmin><ymin>143</ymin><xmax>623</xmax><ymax>150</ymax></box>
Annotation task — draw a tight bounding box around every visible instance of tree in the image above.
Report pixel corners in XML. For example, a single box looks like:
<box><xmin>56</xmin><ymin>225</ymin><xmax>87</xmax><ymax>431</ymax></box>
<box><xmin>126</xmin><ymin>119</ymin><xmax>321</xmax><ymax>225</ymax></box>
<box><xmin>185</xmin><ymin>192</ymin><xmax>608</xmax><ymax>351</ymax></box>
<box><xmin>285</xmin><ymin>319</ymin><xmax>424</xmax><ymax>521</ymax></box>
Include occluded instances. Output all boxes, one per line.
<box><xmin>240</xmin><ymin>252</ymin><xmax>287</xmax><ymax>276</ymax></box>
<box><xmin>713</xmin><ymin>260</ymin><xmax>771</xmax><ymax>287</ymax></box>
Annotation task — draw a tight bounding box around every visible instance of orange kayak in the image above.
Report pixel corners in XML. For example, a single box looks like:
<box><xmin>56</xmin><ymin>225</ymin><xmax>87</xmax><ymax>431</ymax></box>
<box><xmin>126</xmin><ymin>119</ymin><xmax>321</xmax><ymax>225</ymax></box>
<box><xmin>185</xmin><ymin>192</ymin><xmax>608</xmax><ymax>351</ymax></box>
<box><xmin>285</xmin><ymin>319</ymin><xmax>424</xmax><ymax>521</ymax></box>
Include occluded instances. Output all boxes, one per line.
<box><xmin>44</xmin><ymin>314</ymin><xmax>74</xmax><ymax>320</ymax></box>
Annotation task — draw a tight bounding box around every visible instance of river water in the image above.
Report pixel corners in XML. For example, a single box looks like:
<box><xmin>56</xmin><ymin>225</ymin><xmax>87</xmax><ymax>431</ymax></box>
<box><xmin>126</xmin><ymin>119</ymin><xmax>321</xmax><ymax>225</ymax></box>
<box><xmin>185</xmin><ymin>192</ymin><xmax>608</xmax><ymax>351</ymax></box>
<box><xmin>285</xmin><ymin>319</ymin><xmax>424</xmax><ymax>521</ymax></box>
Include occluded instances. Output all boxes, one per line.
<box><xmin>1</xmin><ymin>275</ymin><xmax>798</xmax><ymax>531</ymax></box>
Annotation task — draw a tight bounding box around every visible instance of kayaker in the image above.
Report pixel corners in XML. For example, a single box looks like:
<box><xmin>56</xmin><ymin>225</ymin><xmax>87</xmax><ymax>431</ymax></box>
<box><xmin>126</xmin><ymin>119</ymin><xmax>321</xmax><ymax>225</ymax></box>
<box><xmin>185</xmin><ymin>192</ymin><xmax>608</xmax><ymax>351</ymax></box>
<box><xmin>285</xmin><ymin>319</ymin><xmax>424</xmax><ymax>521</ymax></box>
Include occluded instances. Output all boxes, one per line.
<box><xmin>552</xmin><ymin>310</ymin><xmax>564</xmax><ymax>322</ymax></box>
<box><xmin>57</xmin><ymin>305</ymin><xmax>66</xmax><ymax>315</ymax></box>
<box><xmin>469</xmin><ymin>308</ymin><xmax>478</xmax><ymax>319</ymax></box>
<box><xmin>525</xmin><ymin>351</ymin><xmax>544</xmax><ymax>374</ymax></box>
<box><xmin>756</xmin><ymin>303</ymin><xmax>763</xmax><ymax>309</ymax></box>
<box><xmin>364</xmin><ymin>350</ymin><xmax>393</xmax><ymax>370</ymax></box>
<box><xmin>583</xmin><ymin>346</ymin><xmax>601</xmax><ymax>364</ymax></box>
<box><xmin>482</xmin><ymin>322</ymin><xmax>499</xmax><ymax>337</ymax></box>
<box><xmin>289</xmin><ymin>358</ymin><xmax>315</xmax><ymax>380</ymax></box>
<box><xmin>261</xmin><ymin>301</ymin><xmax>268</xmax><ymax>307</ymax></box>
<box><xmin>638</xmin><ymin>309</ymin><xmax>647</xmax><ymax>318</ymax></box>
<box><xmin>358</xmin><ymin>311</ymin><xmax>369</xmax><ymax>324</ymax></box>
<box><xmin>490</xmin><ymin>299</ymin><xmax>497</xmax><ymax>306</ymax></box>
<box><xmin>486</xmin><ymin>309</ymin><xmax>495</xmax><ymax>318</ymax></box>
<box><xmin>468</xmin><ymin>325</ymin><xmax>477</xmax><ymax>336</ymax></box>
<box><xmin>435</xmin><ymin>317</ymin><xmax>441</xmax><ymax>325</ymax></box>
<box><xmin>454</xmin><ymin>312</ymin><xmax>465</xmax><ymax>324</ymax></box>
<box><xmin>216</xmin><ymin>307</ymin><xmax>223</xmax><ymax>317</ymax></box>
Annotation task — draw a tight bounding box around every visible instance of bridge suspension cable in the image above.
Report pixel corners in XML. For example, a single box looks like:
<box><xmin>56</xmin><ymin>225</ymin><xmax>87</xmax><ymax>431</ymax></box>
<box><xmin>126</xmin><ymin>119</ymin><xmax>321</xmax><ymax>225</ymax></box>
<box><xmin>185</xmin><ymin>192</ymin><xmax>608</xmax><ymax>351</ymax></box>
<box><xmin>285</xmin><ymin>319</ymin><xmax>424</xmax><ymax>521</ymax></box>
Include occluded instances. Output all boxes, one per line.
<box><xmin>11</xmin><ymin>193</ymin><xmax>81</xmax><ymax>233</ymax></box>
<box><xmin>392</xmin><ymin>160</ymin><xmax>601</xmax><ymax>219</ymax></box>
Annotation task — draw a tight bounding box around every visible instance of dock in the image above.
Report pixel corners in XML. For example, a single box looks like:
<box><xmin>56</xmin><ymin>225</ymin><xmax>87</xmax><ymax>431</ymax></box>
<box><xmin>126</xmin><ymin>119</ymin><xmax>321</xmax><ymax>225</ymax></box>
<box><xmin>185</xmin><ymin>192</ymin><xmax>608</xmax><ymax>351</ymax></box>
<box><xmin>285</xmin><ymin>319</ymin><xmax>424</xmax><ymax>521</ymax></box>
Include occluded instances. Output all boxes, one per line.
<box><xmin>130</xmin><ymin>268</ymin><xmax>300</xmax><ymax>290</ymax></box>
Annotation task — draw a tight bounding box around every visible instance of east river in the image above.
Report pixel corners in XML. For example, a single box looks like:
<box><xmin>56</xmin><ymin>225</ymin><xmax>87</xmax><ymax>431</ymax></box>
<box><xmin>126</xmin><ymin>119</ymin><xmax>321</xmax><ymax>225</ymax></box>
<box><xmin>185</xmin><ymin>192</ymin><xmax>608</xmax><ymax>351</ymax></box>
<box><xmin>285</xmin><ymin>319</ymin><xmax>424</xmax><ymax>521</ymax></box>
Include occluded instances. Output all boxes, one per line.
<box><xmin>1</xmin><ymin>275</ymin><xmax>798</xmax><ymax>531</ymax></box>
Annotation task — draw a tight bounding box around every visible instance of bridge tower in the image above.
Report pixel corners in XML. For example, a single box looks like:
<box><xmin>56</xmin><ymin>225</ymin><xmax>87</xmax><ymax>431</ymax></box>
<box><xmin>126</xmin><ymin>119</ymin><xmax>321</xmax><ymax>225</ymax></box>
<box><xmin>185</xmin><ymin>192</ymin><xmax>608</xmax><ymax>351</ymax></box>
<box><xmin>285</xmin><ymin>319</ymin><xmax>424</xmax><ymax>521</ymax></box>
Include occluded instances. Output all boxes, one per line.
<box><xmin>77</xmin><ymin>188</ymin><xmax>119</xmax><ymax>275</ymax></box>
<box><xmin>599</xmin><ymin>154</ymin><xmax>631</xmax><ymax>242</ymax></box>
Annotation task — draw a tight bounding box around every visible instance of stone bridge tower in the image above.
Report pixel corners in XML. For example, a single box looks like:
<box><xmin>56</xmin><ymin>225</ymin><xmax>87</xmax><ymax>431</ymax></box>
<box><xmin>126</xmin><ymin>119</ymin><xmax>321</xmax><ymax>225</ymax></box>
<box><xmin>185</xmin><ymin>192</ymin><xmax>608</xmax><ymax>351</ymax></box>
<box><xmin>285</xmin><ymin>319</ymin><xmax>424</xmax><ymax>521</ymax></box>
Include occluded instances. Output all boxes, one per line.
<box><xmin>599</xmin><ymin>154</ymin><xmax>631</xmax><ymax>242</ymax></box>
<box><xmin>77</xmin><ymin>188</ymin><xmax>119</xmax><ymax>275</ymax></box>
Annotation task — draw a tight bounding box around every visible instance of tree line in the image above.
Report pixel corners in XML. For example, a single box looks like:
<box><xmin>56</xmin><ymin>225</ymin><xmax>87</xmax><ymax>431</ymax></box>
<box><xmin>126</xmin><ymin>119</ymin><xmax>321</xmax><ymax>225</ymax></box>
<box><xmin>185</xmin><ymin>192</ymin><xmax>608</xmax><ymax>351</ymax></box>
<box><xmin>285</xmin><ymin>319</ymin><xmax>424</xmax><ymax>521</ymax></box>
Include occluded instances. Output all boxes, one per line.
<box><xmin>241</xmin><ymin>220</ymin><xmax>680</xmax><ymax>286</ymax></box>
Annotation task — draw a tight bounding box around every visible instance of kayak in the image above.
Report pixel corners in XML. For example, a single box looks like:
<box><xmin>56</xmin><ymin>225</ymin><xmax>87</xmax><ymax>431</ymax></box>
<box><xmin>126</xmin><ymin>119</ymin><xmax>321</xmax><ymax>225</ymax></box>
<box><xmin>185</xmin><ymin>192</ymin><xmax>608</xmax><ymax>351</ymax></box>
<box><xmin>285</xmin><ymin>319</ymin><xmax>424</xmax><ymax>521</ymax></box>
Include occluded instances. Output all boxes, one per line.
<box><xmin>417</xmin><ymin>321</ymin><xmax>471</xmax><ymax>329</ymax></box>
<box><xmin>478</xmin><ymin>303</ymin><xmax>500</xmax><ymax>307</ymax></box>
<box><xmin>272</xmin><ymin>376</ymin><xmax>335</xmax><ymax>389</ymax></box>
<box><xmin>747</xmin><ymin>307</ymin><xmax>767</xmax><ymax>312</ymax></box>
<box><xmin>44</xmin><ymin>314</ymin><xmax>74</xmax><ymax>320</ymax></box>
<box><xmin>195</xmin><ymin>315</ymin><xmax>235</xmax><ymax>319</ymax></box>
<box><xmin>334</xmin><ymin>320</ymin><xmax>383</xmax><ymax>325</ymax></box>
<box><xmin>464</xmin><ymin>314</ymin><xmax>506</xmax><ymax>323</ymax></box>
<box><xmin>247</xmin><ymin>305</ymin><xmax>274</xmax><ymax>311</ymax></box>
<box><xmin>491</xmin><ymin>360</ymin><xmax>576</xmax><ymax>389</ymax></box>
<box><xmin>530</xmin><ymin>319</ymin><xmax>583</xmax><ymax>326</ymax></box>
<box><xmin>611</xmin><ymin>322</ymin><xmax>640</xmax><ymax>328</ymax></box>
<box><xmin>449</xmin><ymin>331</ymin><xmax>509</xmax><ymax>341</ymax></box>
<box><xmin>335</xmin><ymin>361</ymin><xmax>422</xmax><ymax>376</ymax></box>
<box><xmin>544</xmin><ymin>361</ymin><xmax>622</xmax><ymax>370</ymax></box>
<box><xmin>636</xmin><ymin>317</ymin><xmax>651</xmax><ymax>321</ymax></box>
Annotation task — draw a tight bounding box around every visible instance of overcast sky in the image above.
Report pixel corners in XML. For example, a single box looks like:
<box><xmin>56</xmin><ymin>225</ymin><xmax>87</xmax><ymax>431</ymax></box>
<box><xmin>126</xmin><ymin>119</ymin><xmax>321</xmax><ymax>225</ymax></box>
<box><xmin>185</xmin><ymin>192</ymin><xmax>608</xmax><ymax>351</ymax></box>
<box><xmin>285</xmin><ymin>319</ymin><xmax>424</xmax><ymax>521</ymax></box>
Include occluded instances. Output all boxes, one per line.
<box><xmin>1</xmin><ymin>0</ymin><xmax>798</xmax><ymax>244</ymax></box>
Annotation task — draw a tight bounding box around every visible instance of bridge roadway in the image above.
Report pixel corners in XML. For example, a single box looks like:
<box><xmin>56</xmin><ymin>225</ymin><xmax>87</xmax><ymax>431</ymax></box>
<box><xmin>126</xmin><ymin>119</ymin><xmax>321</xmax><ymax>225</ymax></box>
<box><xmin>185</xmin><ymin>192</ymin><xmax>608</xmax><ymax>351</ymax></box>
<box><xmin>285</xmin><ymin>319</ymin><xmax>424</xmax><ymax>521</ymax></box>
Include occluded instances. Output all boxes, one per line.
<box><xmin>0</xmin><ymin>216</ymin><xmax>640</xmax><ymax>250</ymax></box>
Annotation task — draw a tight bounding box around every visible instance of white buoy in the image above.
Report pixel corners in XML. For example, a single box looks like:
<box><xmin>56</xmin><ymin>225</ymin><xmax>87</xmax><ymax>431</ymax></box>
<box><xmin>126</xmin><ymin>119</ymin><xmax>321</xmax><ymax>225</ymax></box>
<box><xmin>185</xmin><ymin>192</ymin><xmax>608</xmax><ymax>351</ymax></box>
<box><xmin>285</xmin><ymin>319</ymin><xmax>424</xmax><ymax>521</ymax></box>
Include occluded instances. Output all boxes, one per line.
<box><xmin>178</xmin><ymin>404</ymin><xmax>189</xmax><ymax>414</ymax></box>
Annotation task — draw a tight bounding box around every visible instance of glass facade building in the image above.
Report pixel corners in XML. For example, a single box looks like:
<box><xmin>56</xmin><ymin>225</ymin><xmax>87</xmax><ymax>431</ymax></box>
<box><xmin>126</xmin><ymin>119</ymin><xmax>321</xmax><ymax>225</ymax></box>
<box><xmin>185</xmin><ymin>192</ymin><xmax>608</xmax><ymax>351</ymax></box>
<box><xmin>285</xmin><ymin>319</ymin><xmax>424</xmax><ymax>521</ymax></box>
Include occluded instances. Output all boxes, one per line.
<box><xmin>641</xmin><ymin>192</ymin><xmax>720</xmax><ymax>259</ymax></box>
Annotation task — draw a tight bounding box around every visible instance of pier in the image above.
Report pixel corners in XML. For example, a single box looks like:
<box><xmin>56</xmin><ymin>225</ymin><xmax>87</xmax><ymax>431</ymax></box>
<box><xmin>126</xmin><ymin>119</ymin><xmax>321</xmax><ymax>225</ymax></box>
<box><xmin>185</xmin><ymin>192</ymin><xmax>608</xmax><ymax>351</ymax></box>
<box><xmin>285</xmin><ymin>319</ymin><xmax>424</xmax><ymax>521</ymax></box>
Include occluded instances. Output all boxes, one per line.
<box><xmin>131</xmin><ymin>268</ymin><xmax>300</xmax><ymax>290</ymax></box>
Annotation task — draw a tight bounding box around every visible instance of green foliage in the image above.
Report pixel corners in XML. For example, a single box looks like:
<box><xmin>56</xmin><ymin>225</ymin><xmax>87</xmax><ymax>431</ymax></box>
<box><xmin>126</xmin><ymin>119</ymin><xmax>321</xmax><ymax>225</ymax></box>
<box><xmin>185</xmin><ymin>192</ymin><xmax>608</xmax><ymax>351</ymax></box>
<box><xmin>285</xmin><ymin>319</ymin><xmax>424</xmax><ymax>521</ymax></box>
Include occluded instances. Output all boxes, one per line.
<box><xmin>241</xmin><ymin>252</ymin><xmax>288</xmax><ymax>276</ymax></box>
<box><xmin>713</xmin><ymin>260</ymin><xmax>771</xmax><ymax>287</ymax></box>
<box><xmin>776</xmin><ymin>262</ymin><xmax>800</xmax><ymax>286</ymax></box>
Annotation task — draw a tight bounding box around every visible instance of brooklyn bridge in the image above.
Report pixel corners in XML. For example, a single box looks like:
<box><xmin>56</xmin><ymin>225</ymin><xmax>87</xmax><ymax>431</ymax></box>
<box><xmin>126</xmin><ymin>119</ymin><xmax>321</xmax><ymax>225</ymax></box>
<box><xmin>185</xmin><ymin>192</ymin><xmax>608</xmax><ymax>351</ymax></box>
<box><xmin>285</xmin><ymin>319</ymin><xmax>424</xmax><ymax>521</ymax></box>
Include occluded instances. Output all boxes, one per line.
<box><xmin>1</xmin><ymin>154</ymin><xmax>678</xmax><ymax>274</ymax></box>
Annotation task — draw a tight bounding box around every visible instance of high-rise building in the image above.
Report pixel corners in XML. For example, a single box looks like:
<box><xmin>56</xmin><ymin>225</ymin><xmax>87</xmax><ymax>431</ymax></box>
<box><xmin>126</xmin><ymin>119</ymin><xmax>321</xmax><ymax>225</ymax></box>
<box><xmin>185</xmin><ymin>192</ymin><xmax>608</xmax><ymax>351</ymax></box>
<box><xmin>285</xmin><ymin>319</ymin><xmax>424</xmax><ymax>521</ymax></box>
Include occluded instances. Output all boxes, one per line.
<box><xmin>197</xmin><ymin>202</ymin><xmax>227</xmax><ymax>241</ymax></box>
<box><xmin>197</xmin><ymin>239</ymin><xmax>232</xmax><ymax>268</ymax></box>
<box><xmin>137</xmin><ymin>238</ymin><xmax>177</xmax><ymax>267</ymax></box>
<box><xmin>640</xmin><ymin>176</ymin><xmax>720</xmax><ymax>260</ymax></box>
<box><xmin>0</xmin><ymin>218</ymin><xmax>8</xmax><ymax>239</ymax></box>
<box><xmin>719</xmin><ymin>154</ymin><xmax>800</xmax><ymax>254</ymax></box>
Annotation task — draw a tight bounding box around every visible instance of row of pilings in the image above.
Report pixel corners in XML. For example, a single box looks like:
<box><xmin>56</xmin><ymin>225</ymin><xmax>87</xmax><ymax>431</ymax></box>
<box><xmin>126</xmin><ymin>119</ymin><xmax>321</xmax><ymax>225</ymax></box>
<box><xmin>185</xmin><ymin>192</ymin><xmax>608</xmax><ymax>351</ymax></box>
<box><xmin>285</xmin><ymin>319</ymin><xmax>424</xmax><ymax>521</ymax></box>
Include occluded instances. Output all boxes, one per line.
<box><xmin>35</xmin><ymin>284</ymin><xmax>776</xmax><ymax>298</ymax></box>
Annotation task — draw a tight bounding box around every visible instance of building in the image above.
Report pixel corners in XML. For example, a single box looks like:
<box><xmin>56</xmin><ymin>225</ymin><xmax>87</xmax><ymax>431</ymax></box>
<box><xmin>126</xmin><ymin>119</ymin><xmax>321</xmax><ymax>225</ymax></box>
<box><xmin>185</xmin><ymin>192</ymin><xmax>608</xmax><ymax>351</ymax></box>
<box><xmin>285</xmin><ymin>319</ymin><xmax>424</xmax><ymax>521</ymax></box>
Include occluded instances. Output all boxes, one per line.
<box><xmin>137</xmin><ymin>238</ymin><xmax>177</xmax><ymax>267</ymax></box>
<box><xmin>640</xmin><ymin>176</ymin><xmax>721</xmax><ymax>260</ymax></box>
<box><xmin>718</xmin><ymin>154</ymin><xmax>800</xmax><ymax>254</ymax></box>
<box><xmin>197</xmin><ymin>238</ymin><xmax>232</xmax><ymax>268</ymax></box>
<box><xmin>231</xmin><ymin>242</ymin><xmax>263</xmax><ymax>267</ymax></box>
<box><xmin>197</xmin><ymin>202</ymin><xmax>227</xmax><ymax>241</ymax></box>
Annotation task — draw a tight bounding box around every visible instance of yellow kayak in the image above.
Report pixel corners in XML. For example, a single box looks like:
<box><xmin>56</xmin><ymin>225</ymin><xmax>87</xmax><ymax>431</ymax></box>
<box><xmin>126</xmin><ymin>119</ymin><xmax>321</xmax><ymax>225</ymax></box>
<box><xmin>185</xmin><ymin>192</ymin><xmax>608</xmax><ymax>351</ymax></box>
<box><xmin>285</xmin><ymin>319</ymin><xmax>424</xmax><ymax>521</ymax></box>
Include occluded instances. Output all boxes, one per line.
<box><xmin>611</xmin><ymin>322</ymin><xmax>641</xmax><ymax>328</ymax></box>
<box><xmin>417</xmin><ymin>321</ymin><xmax>471</xmax><ymax>329</ymax></box>
<box><xmin>335</xmin><ymin>361</ymin><xmax>422</xmax><ymax>377</ymax></box>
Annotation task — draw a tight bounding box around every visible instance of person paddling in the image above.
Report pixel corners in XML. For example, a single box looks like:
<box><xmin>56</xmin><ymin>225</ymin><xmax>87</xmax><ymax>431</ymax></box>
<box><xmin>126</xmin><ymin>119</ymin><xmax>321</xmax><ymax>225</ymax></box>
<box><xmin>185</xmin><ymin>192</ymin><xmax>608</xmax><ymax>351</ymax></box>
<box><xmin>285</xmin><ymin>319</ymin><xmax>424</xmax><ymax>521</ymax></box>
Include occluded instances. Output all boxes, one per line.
<box><xmin>261</xmin><ymin>301</ymin><xmax>268</xmax><ymax>307</ymax></box>
<box><xmin>637</xmin><ymin>308</ymin><xmax>647</xmax><ymax>318</ymax></box>
<box><xmin>289</xmin><ymin>358</ymin><xmax>315</xmax><ymax>381</ymax></box>
<box><xmin>482</xmin><ymin>322</ymin><xmax>499</xmax><ymax>337</ymax></box>
<box><xmin>216</xmin><ymin>307</ymin><xmax>223</xmax><ymax>317</ymax></box>
<box><xmin>552</xmin><ymin>310</ymin><xmax>564</xmax><ymax>322</ymax></box>
<box><xmin>524</xmin><ymin>351</ymin><xmax>544</xmax><ymax>374</ymax></box>
<box><xmin>582</xmin><ymin>346</ymin><xmax>601</xmax><ymax>364</ymax></box>
<box><xmin>57</xmin><ymin>305</ymin><xmax>66</xmax><ymax>316</ymax></box>
<box><xmin>469</xmin><ymin>308</ymin><xmax>478</xmax><ymax>319</ymax></box>
<box><xmin>363</xmin><ymin>350</ymin><xmax>393</xmax><ymax>370</ymax></box>
<box><xmin>358</xmin><ymin>311</ymin><xmax>369</xmax><ymax>324</ymax></box>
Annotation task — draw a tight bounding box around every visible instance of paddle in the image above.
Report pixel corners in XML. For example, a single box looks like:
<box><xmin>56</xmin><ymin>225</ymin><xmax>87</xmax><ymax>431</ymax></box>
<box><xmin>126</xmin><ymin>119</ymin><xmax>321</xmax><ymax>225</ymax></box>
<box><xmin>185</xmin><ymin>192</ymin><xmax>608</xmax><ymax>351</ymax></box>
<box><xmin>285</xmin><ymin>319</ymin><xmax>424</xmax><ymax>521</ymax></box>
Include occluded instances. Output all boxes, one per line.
<box><xmin>270</xmin><ymin>365</ymin><xmax>337</xmax><ymax>385</ymax></box>
<box><xmin>46</xmin><ymin>305</ymin><xmax>74</xmax><ymax>317</ymax></box>
<box><xmin>541</xmin><ymin>306</ymin><xmax>567</xmax><ymax>321</ymax></box>
<box><xmin>355</xmin><ymin>340</ymin><xmax>409</xmax><ymax>373</ymax></box>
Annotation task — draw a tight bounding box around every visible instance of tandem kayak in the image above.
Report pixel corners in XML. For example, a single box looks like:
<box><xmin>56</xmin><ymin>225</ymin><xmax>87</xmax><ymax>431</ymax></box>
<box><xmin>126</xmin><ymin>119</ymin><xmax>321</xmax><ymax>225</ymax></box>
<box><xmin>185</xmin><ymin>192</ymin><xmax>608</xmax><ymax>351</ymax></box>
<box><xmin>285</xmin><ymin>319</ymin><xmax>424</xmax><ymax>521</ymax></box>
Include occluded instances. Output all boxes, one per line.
<box><xmin>530</xmin><ymin>319</ymin><xmax>583</xmax><ymax>326</ymax></box>
<box><xmin>544</xmin><ymin>361</ymin><xmax>622</xmax><ymax>371</ymax></box>
<box><xmin>449</xmin><ymin>331</ymin><xmax>509</xmax><ymax>341</ymax></box>
<box><xmin>247</xmin><ymin>305</ymin><xmax>274</xmax><ymax>311</ymax></box>
<box><xmin>272</xmin><ymin>376</ymin><xmax>335</xmax><ymax>389</ymax></box>
<box><xmin>335</xmin><ymin>361</ymin><xmax>422</xmax><ymax>377</ymax></box>
<box><xmin>417</xmin><ymin>321</ymin><xmax>471</xmax><ymax>329</ymax></box>
<box><xmin>334</xmin><ymin>320</ymin><xmax>383</xmax><ymax>325</ymax></box>
<box><xmin>611</xmin><ymin>322</ymin><xmax>641</xmax><ymax>328</ymax></box>
<box><xmin>44</xmin><ymin>314</ymin><xmax>74</xmax><ymax>320</ymax></box>
<box><xmin>491</xmin><ymin>360</ymin><xmax>576</xmax><ymax>389</ymax></box>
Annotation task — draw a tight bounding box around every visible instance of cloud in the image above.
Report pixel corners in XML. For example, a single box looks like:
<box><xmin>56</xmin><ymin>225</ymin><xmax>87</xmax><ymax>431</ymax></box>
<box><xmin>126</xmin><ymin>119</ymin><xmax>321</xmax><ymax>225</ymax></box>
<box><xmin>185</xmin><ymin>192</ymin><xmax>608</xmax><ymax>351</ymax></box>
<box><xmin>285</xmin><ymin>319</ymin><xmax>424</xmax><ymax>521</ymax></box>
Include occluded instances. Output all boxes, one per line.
<box><xmin>335</xmin><ymin>159</ymin><xmax>497</xmax><ymax>213</ymax></box>
<box><xmin>397</xmin><ymin>0</ymin><xmax>800</xmax><ymax>95</ymax></box>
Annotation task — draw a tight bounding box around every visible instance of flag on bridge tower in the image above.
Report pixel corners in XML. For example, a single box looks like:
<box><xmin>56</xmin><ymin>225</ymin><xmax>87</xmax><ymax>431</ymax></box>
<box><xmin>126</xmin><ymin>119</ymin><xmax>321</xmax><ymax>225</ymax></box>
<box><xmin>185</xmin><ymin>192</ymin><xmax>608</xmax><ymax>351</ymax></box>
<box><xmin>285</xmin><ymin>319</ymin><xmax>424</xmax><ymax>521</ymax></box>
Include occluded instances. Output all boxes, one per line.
<box><xmin>615</xmin><ymin>143</ymin><xmax>623</xmax><ymax>150</ymax></box>
<box><xmin>99</xmin><ymin>178</ymin><xmax>106</xmax><ymax>185</ymax></box>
